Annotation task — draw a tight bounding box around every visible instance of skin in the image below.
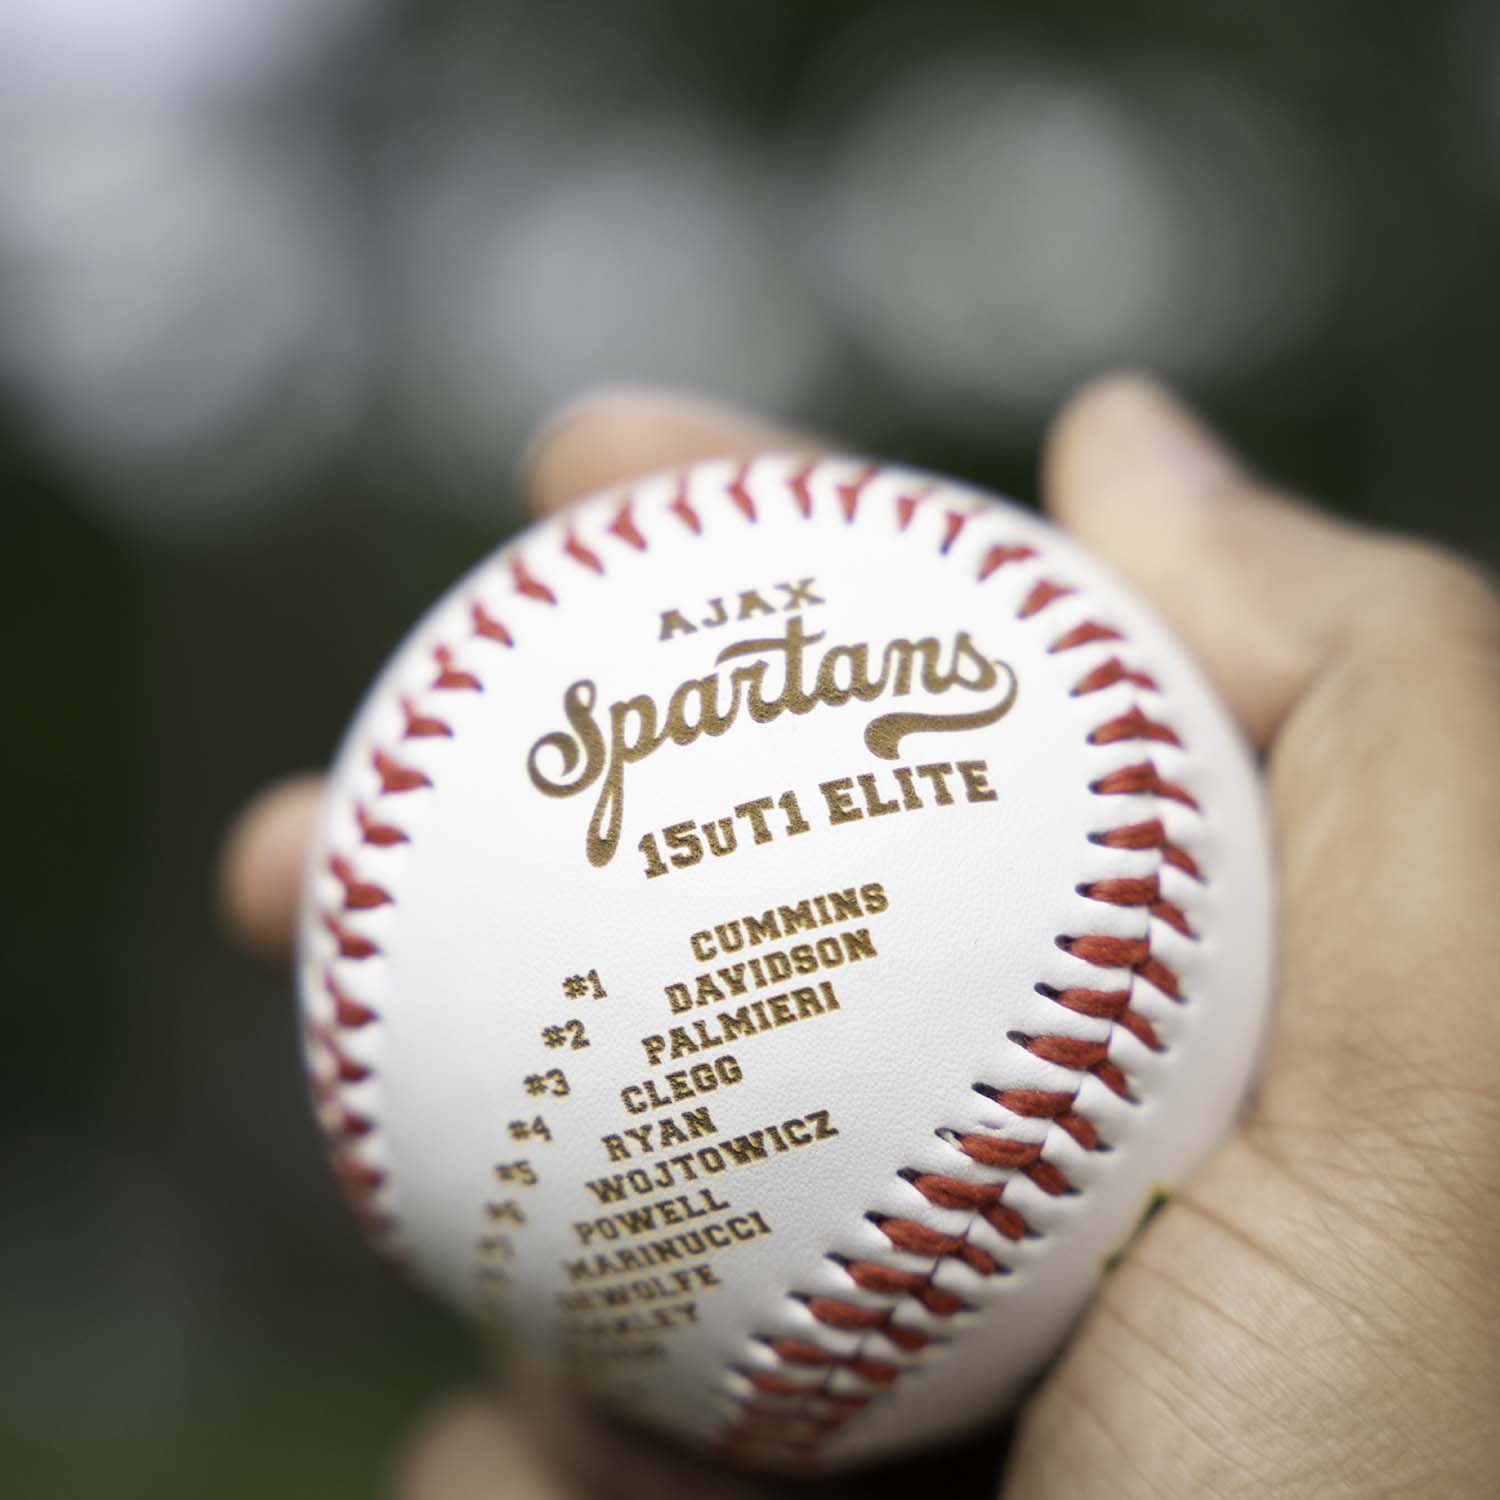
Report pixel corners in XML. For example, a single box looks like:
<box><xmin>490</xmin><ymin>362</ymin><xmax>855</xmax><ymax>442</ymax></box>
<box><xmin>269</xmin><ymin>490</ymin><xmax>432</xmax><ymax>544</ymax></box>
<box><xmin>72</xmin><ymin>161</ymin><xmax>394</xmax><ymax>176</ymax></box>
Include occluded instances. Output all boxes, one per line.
<box><xmin>220</xmin><ymin>375</ymin><xmax>1500</xmax><ymax>1499</ymax></box>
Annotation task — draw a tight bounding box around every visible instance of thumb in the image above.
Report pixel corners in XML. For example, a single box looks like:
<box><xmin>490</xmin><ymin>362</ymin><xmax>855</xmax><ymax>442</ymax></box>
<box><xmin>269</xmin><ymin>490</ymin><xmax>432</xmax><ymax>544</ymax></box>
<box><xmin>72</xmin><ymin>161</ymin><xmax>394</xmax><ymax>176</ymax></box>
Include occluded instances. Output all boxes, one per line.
<box><xmin>1042</xmin><ymin>373</ymin><xmax>1500</xmax><ymax>1228</ymax></box>
<box><xmin>1044</xmin><ymin>375</ymin><xmax>1391</xmax><ymax>749</ymax></box>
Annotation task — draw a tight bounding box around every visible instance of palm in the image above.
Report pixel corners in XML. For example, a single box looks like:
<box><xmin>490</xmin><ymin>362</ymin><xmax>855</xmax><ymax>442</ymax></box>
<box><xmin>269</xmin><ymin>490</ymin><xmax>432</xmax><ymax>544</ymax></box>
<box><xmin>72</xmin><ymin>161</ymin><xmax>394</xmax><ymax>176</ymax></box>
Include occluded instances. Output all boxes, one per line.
<box><xmin>1005</xmin><ymin>1134</ymin><xmax>1349</xmax><ymax>1495</ymax></box>
<box><xmin>999</xmin><ymin>475</ymin><xmax>1500</xmax><ymax>1496</ymax></box>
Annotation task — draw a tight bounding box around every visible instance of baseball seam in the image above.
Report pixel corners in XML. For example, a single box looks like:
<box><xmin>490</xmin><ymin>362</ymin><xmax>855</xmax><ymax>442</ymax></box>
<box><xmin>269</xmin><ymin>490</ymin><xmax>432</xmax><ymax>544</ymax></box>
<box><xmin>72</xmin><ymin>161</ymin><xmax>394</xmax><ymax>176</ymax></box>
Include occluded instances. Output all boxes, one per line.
<box><xmin>717</xmin><ymin>525</ymin><xmax>1203</xmax><ymax>1464</ymax></box>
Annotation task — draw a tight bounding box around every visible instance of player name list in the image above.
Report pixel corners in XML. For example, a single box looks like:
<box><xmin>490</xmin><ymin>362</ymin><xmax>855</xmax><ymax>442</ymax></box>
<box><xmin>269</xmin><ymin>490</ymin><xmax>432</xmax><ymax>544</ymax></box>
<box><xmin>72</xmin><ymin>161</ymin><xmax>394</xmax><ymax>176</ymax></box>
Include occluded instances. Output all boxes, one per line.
<box><xmin>469</xmin><ymin>879</ymin><xmax>891</xmax><ymax>1370</ymax></box>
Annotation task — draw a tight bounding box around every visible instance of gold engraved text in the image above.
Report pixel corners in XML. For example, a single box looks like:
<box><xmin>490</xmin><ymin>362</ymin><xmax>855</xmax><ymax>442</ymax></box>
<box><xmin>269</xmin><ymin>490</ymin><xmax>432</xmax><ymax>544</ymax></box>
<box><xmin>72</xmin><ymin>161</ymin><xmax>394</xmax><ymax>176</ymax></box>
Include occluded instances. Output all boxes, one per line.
<box><xmin>526</xmin><ymin>615</ymin><xmax>1018</xmax><ymax>867</ymax></box>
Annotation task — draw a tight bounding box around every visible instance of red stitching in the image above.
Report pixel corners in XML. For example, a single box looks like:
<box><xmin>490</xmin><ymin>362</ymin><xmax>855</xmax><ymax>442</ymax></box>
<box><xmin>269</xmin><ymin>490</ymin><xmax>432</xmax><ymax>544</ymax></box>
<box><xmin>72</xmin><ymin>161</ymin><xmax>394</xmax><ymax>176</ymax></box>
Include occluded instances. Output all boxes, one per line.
<box><xmin>670</xmin><ymin>474</ymin><xmax>701</xmax><ymax>534</ymax></box>
<box><xmin>402</xmin><ymin>698</ymin><xmax>452</xmax><ymax>740</ymax></box>
<box><xmin>872</xmin><ymin>1216</ymin><xmax>1001</xmax><ymax>1275</ymax></box>
<box><xmin>836</xmin><ymin>464</ymin><xmax>878</xmax><ymax>522</ymax></box>
<box><xmin>979</xmin><ymin>1086</ymin><xmax>1100</xmax><ymax>1150</ymax></box>
<box><xmin>1019</xmin><ymin>578</ymin><xmax>1074</xmax><ymax>617</ymax></box>
<box><xmin>1011</xmin><ymin>1033</ymin><xmax>1132</xmax><ymax>1099</ymax></box>
<box><xmin>1078</xmin><ymin>876</ymin><xmax>1197</xmax><ymax>937</ymax></box>
<box><xmin>333</xmin><ymin>1104</ymin><xmax>374</xmax><ymax>1139</ymax></box>
<box><xmin>721</xmin><ymin>477</ymin><xmax>1203</xmax><ymax>1462</ymax></box>
<box><xmin>894</xmin><ymin>484</ymin><xmax>935</xmax><ymax>530</ymax></box>
<box><xmin>326</xmin><ymin>973</ymin><xmax>378</xmax><ymax>1028</ymax></box>
<box><xmin>1087</xmin><ymin>706</ymin><xmax>1181</xmax><ymax>747</ymax></box>
<box><xmin>978</xmin><ymin>542</ymin><xmax>1037</xmax><ymax>580</ymax></box>
<box><xmin>804</xmin><ymin>1297</ymin><xmax>890</xmax><ymax>1333</ymax></box>
<box><xmin>310</xmin><ymin>1021</ymin><xmax>374</xmax><ymax>1083</ymax></box>
<box><xmin>787</xmin><ymin>460</ymin><xmax>816</xmax><ymax>518</ymax></box>
<box><xmin>905</xmin><ymin>1171</ymin><xmax>1030</xmax><ymax>1240</ymax></box>
<box><xmin>312</xmin><ymin>1070</ymin><xmax>375</xmax><ymax>1140</ymax></box>
<box><xmin>356</xmin><ymin>803</ymin><xmax>408</xmax><ymax>847</ymax></box>
<box><xmin>330</xmin><ymin>1149</ymin><xmax>384</xmax><ymax>1193</ymax></box>
<box><xmin>938</xmin><ymin>510</ymin><xmax>968</xmax><ymax>554</ymax></box>
<box><xmin>727</xmin><ymin>462</ymin><xmax>757</xmax><ymax>521</ymax></box>
<box><xmin>329</xmin><ymin>855</ymin><xmax>392</xmax><ymax>911</ymax></box>
<box><xmin>314</xmin><ymin>507</ymin><xmax>542</xmax><ymax>1258</ymax></box>
<box><xmin>1092</xmin><ymin>818</ymin><xmax>1202</xmax><ymax>880</ymax></box>
<box><xmin>322</xmin><ymin>912</ymin><xmax>379</xmax><ymax>960</ymax></box>
<box><xmin>431</xmin><ymin>648</ymin><xmax>480</xmax><ymax>693</ymax></box>
<box><xmin>308</xmin><ymin>1046</ymin><xmax>392</xmax><ymax>1224</ymax></box>
<box><xmin>608</xmin><ymin>498</ymin><xmax>648</xmax><ymax>550</ymax></box>
<box><xmin>1050</xmin><ymin>619</ymin><xmax>1122</xmax><ymax>651</ymax></box>
<box><xmin>510</xmin><ymin>556</ymin><xmax>557</xmax><ymax>604</ymax></box>
<box><xmin>947</xmin><ymin>1131</ymin><xmax>1072</xmax><ymax>1196</ymax></box>
<box><xmin>1053</xmin><ymin>939</ymin><xmax>1181</xmax><ymax>1000</ymax></box>
<box><xmin>763</xmin><ymin>1339</ymin><xmax>839</xmax><ymax>1368</ymax></box>
<box><xmin>471</xmin><ymin>602</ymin><xmax>514</xmax><ymax>646</ymax></box>
<box><xmin>563</xmin><ymin>529</ymin><xmax>603</xmax><ymax>574</ymax></box>
<box><xmin>1072</xmin><ymin>657</ymin><xmax>1160</xmax><ymax>695</ymax></box>
<box><xmin>1092</xmin><ymin>761</ymin><xmax>1199</xmax><ymax>810</ymax></box>
<box><xmin>303</xmin><ymin>459</ymin><xmax>1206</xmax><ymax>1461</ymax></box>
<box><xmin>374</xmin><ymin>748</ymin><xmax>430</xmax><ymax>794</ymax></box>
<box><xmin>848</xmin><ymin>1257</ymin><xmax>938</xmax><ymax>1311</ymax></box>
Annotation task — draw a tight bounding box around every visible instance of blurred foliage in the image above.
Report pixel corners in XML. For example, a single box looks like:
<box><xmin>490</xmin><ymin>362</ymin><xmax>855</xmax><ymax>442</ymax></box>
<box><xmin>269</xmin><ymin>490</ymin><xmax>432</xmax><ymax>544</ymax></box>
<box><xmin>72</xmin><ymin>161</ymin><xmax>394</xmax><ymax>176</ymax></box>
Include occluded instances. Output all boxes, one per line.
<box><xmin>2</xmin><ymin>1</ymin><xmax>1496</xmax><ymax>1495</ymax></box>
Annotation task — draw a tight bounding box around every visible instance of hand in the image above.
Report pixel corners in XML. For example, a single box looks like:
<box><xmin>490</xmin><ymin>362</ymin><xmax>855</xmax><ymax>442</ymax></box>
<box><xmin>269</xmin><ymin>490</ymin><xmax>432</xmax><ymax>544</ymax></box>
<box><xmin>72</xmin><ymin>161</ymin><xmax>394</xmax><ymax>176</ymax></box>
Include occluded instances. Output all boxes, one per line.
<box><xmin>221</xmin><ymin>377</ymin><xmax>1500</xmax><ymax>1498</ymax></box>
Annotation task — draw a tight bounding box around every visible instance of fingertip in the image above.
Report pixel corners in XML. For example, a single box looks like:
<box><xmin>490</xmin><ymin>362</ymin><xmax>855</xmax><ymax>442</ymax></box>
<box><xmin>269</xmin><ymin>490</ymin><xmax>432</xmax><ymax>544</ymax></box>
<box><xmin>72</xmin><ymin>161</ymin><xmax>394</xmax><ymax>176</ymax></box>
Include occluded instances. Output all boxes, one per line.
<box><xmin>520</xmin><ymin>386</ymin><xmax>816</xmax><ymax>516</ymax></box>
<box><xmin>1043</xmin><ymin>371</ymin><xmax>1246</xmax><ymax>534</ymax></box>
<box><xmin>392</xmin><ymin>1378</ymin><xmax>794</xmax><ymax>1500</ymax></box>
<box><xmin>1040</xmin><ymin>373</ymin><xmax>1342</xmax><ymax>747</ymax></box>
<box><xmin>394</xmin><ymin>1388</ymin><xmax>574</xmax><ymax>1500</ymax></box>
<box><xmin>218</xmin><ymin>773</ymin><xmax>325</xmax><ymax>961</ymax></box>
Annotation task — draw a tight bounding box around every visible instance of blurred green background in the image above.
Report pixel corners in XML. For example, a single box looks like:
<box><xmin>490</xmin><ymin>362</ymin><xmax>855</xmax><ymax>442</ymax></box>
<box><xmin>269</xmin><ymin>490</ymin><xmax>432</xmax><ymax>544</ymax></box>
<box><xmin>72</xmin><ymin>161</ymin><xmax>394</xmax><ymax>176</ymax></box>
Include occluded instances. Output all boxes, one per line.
<box><xmin>3</xmin><ymin>1</ymin><xmax>1497</xmax><ymax>1495</ymax></box>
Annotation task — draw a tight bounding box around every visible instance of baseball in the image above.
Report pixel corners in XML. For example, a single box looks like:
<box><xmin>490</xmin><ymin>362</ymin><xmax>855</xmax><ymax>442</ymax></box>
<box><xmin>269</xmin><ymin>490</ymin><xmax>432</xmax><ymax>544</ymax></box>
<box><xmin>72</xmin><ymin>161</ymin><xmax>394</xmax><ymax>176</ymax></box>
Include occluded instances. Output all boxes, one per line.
<box><xmin>298</xmin><ymin>453</ymin><xmax>1274</xmax><ymax>1471</ymax></box>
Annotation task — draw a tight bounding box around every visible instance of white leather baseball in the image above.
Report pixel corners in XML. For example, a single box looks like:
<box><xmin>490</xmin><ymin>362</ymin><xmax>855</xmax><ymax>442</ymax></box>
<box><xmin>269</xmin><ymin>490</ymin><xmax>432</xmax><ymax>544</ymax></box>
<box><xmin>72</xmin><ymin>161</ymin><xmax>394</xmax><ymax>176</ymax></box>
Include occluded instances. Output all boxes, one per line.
<box><xmin>298</xmin><ymin>454</ymin><xmax>1274</xmax><ymax>1472</ymax></box>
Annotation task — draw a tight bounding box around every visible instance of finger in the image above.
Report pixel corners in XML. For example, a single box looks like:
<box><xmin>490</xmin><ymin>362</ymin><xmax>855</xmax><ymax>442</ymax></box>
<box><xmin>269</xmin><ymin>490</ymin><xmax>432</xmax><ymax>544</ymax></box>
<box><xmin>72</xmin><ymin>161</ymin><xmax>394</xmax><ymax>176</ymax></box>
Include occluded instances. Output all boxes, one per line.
<box><xmin>395</xmin><ymin>1389</ymin><xmax>575</xmax><ymax>1500</ymax></box>
<box><xmin>394</xmin><ymin>1377</ymin><xmax>859</xmax><ymax>1500</ymax></box>
<box><xmin>1042</xmin><ymin>371</ymin><xmax>1500</xmax><ymax>1166</ymax></box>
<box><xmin>220</xmin><ymin>392</ymin><xmax>804</xmax><ymax>962</ymax></box>
<box><xmin>394</xmin><ymin>1364</ymin><xmax>1010</xmax><ymax>1499</ymax></box>
<box><xmin>217</xmin><ymin>773</ymin><xmax>324</xmax><ymax>959</ymax></box>
<box><xmin>1043</xmin><ymin>373</ymin><xmax>1386</xmax><ymax>748</ymax></box>
<box><xmin>520</xmin><ymin>386</ymin><xmax>818</xmax><ymax>517</ymax></box>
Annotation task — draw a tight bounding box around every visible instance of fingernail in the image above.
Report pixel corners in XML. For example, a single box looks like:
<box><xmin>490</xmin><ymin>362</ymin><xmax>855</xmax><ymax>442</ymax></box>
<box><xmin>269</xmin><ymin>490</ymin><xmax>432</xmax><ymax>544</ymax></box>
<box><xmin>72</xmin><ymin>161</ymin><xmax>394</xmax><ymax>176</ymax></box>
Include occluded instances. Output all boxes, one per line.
<box><xmin>1082</xmin><ymin>374</ymin><xmax>1245</xmax><ymax>500</ymax></box>
<box><xmin>516</xmin><ymin>385</ymin><xmax>776</xmax><ymax>487</ymax></box>
<box><xmin>514</xmin><ymin>384</ymin><xmax>661</xmax><ymax>486</ymax></box>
